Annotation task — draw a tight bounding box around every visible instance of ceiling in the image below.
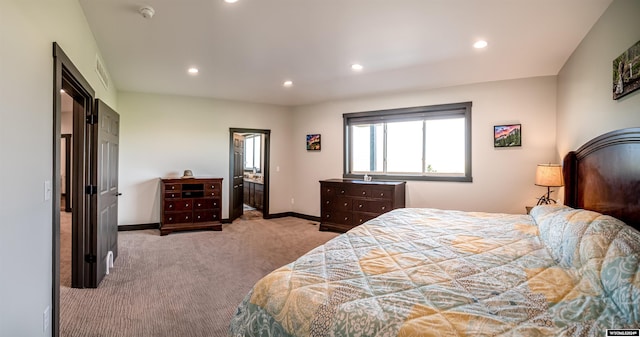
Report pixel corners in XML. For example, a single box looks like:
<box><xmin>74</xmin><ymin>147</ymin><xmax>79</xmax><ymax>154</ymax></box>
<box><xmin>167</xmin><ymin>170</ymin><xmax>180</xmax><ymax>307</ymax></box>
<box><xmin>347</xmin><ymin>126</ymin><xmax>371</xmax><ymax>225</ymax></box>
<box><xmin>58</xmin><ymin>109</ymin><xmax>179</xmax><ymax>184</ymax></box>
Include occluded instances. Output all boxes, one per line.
<box><xmin>78</xmin><ymin>0</ymin><xmax>612</xmax><ymax>106</ymax></box>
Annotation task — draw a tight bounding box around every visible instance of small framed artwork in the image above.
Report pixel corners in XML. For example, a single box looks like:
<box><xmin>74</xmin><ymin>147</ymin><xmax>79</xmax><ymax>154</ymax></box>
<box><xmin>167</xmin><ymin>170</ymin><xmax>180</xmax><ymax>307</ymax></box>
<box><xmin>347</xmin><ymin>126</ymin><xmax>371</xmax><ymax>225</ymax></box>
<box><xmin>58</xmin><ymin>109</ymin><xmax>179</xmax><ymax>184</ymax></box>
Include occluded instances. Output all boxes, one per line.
<box><xmin>494</xmin><ymin>124</ymin><xmax>522</xmax><ymax>147</ymax></box>
<box><xmin>613</xmin><ymin>39</ymin><xmax>640</xmax><ymax>100</ymax></box>
<box><xmin>306</xmin><ymin>134</ymin><xmax>321</xmax><ymax>151</ymax></box>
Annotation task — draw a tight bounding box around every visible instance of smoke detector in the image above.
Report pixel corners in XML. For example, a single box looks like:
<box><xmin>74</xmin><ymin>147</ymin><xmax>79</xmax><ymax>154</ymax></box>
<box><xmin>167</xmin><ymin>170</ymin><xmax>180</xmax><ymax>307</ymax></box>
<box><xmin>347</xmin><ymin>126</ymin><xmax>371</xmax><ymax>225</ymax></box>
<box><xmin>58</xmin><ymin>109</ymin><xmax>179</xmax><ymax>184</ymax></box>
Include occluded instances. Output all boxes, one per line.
<box><xmin>139</xmin><ymin>6</ymin><xmax>155</xmax><ymax>19</ymax></box>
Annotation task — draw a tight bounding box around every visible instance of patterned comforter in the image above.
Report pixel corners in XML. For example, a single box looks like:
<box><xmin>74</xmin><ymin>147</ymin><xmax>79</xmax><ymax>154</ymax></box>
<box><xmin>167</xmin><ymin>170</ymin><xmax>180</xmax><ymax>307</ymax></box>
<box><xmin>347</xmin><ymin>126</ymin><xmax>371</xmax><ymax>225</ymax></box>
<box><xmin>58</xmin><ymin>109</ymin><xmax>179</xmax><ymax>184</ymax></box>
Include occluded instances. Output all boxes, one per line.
<box><xmin>229</xmin><ymin>205</ymin><xmax>640</xmax><ymax>336</ymax></box>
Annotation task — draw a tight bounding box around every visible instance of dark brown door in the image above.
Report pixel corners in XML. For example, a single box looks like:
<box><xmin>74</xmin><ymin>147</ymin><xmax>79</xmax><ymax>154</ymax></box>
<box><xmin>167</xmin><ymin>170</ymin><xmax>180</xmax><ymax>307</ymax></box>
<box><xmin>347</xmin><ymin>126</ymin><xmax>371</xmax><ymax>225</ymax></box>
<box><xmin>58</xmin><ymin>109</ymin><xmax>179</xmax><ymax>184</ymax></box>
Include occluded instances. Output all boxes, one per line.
<box><xmin>88</xmin><ymin>99</ymin><xmax>120</xmax><ymax>287</ymax></box>
<box><xmin>231</xmin><ymin>133</ymin><xmax>244</xmax><ymax>220</ymax></box>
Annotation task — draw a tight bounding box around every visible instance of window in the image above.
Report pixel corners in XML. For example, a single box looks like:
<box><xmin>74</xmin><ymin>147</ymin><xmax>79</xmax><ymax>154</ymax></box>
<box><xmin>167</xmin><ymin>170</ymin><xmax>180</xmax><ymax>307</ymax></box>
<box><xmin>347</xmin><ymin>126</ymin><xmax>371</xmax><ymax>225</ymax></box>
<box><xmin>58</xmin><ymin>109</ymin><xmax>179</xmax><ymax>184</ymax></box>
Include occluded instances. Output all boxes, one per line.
<box><xmin>244</xmin><ymin>134</ymin><xmax>261</xmax><ymax>172</ymax></box>
<box><xmin>344</xmin><ymin>102</ymin><xmax>472</xmax><ymax>182</ymax></box>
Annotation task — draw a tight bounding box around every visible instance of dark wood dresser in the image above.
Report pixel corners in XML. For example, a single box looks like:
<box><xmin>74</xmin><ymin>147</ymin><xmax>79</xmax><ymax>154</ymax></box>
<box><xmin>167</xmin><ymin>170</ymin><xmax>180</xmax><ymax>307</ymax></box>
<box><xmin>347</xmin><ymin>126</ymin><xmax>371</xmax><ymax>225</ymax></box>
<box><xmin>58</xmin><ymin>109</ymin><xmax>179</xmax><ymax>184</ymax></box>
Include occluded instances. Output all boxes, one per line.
<box><xmin>319</xmin><ymin>179</ymin><xmax>406</xmax><ymax>232</ymax></box>
<box><xmin>160</xmin><ymin>178</ymin><xmax>223</xmax><ymax>235</ymax></box>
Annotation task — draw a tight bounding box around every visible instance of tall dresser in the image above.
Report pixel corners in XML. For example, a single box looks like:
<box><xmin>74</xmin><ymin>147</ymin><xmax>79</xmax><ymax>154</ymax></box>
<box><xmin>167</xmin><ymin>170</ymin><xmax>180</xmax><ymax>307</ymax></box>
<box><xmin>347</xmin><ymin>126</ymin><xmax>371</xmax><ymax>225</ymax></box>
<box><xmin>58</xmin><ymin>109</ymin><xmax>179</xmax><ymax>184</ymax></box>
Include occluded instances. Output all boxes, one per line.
<box><xmin>160</xmin><ymin>178</ymin><xmax>223</xmax><ymax>236</ymax></box>
<box><xmin>319</xmin><ymin>179</ymin><xmax>406</xmax><ymax>232</ymax></box>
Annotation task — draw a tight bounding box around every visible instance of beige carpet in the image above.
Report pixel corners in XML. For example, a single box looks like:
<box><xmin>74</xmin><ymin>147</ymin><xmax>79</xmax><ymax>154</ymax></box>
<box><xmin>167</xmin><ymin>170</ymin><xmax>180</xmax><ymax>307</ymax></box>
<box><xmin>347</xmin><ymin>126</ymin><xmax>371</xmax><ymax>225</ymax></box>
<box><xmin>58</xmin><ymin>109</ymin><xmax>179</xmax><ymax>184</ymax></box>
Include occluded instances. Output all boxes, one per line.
<box><xmin>60</xmin><ymin>209</ymin><xmax>72</xmax><ymax>288</ymax></box>
<box><xmin>60</xmin><ymin>216</ymin><xmax>338</xmax><ymax>337</ymax></box>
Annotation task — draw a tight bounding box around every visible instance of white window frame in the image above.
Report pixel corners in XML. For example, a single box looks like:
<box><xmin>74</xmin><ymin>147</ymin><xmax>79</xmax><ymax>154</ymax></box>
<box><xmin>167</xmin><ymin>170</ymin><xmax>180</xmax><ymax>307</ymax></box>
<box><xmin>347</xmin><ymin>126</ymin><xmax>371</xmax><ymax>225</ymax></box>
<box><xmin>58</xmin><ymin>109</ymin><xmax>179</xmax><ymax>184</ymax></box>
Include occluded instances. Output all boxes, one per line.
<box><xmin>343</xmin><ymin>102</ymin><xmax>472</xmax><ymax>182</ymax></box>
<box><xmin>244</xmin><ymin>134</ymin><xmax>261</xmax><ymax>172</ymax></box>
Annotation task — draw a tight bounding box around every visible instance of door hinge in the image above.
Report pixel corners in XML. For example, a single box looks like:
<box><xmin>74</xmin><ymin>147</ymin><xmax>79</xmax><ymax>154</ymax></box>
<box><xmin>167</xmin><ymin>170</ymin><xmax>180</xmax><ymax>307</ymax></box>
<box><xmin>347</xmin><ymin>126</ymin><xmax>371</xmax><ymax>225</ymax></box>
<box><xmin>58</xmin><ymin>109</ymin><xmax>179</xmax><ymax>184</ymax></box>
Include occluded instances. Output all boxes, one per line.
<box><xmin>86</xmin><ymin>114</ymin><xmax>98</xmax><ymax>125</ymax></box>
<box><xmin>85</xmin><ymin>185</ymin><xmax>97</xmax><ymax>195</ymax></box>
<box><xmin>85</xmin><ymin>254</ymin><xmax>97</xmax><ymax>263</ymax></box>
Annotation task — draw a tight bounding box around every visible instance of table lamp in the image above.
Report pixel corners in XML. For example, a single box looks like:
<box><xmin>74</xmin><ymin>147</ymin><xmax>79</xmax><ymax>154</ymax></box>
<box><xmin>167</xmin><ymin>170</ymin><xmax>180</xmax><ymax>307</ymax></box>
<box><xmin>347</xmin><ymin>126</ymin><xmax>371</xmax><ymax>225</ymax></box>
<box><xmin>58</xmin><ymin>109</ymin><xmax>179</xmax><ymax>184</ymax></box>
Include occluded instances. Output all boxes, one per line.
<box><xmin>535</xmin><ymin>164</ymin><xmax>564</xmax><ymax>205</ymax></box>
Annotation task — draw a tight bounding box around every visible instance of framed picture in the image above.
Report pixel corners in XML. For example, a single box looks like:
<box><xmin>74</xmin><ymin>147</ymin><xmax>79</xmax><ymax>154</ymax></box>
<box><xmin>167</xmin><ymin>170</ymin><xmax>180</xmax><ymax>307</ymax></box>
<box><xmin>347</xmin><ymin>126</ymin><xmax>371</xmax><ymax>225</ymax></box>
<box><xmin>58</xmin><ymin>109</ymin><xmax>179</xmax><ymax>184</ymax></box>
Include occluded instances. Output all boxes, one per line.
<box><xmin>613</xmin><ymin>39</ymin><xmax>640</xmax><ymax>100</ymax></box>
<box><xmin>306</xmin><ymin>134</ymin><xmax>321</xmax><ymax>151</ymax></box>
<box><xmin>494</xmin><ymin>124</ymin><xmax>521</xmax><ymax>147</ymax></box>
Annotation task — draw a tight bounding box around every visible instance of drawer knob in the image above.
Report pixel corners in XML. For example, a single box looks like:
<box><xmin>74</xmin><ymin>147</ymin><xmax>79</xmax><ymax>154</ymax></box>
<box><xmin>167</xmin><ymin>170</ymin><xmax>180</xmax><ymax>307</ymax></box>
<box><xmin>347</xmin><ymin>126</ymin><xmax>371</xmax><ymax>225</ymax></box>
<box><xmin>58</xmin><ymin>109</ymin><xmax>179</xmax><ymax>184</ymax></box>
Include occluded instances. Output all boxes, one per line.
<box><xmin>186</xmin><ymin>204</ymin><xmax>189</xmax><ymax>207</ymax></box>
<box><xmin>171</xmin><ymin>194</ymin><xmax>175</xmax><ymax>197</ymax></box>
<box><xmin>170</xmin><ymin>186</ymin><xmax>175</xmax><ymax>190</ymax></box>
<box><xmin>326</xmin><ymin>215</ymin><xmax>330</xmax><ymax>218</ymax></box>
<box><xmin>214</xmin><ymin>202</ymin><xmax>217</xmax><ymax>206</ymax></box>
<box><xmin>359</xmin><ymin>204</ymin><xmax>363</xmax><ymax>208</ymax></box>
<box><xmin>186</xmin><ymin>216</ymin><xmax>189</xmax><ymax>219</ymax></box>
<box><xmin>344</xmin><ymin>202</ymin><xmax>348</xmax><ymax>206</ymax></box>
<box><xmin>197</xmin><ymin>203</ymin><xmax>201</xmax><ymax>207</ymax></box>
<box><xmin>344</xmin><ymin>217</ymin><xmax>348</xmax><ymax>221</ymax></box>
<box><xmin>362</xmin><ymin>191</ymin><xmax>366</xmax><ymax>195</ymax></box>
<box><xmin>381</xmin><ymin>206</ymin><xmax>386</xmax><ymax>210</ymax></box>
<box><xmin>340</xmin><ymin>190</ymin><xmax>345</xmax><ymax>194</ymax></box>
<box><xmin>380</xmin><ymin>193</ymin><xmax>384</xmax><ymax>197</ymax></box>
<box><xmin>326</xmin><ymin>201</ymin><xmax>330</xmax><ymax>204</ymax></box>
<box><xmin>169</xmin><ymin>217</ymin><xmax>173</xmax><ymax>221</ymax></box>
<box><xmin>169</xmin><ymin>205</ymin><xmax>173</xmax><ymax>208</ymax></box>
<box><xmin>197</xmin><ymin>216</ymin><xmax>201</xmax><ymax>219</ymax></box>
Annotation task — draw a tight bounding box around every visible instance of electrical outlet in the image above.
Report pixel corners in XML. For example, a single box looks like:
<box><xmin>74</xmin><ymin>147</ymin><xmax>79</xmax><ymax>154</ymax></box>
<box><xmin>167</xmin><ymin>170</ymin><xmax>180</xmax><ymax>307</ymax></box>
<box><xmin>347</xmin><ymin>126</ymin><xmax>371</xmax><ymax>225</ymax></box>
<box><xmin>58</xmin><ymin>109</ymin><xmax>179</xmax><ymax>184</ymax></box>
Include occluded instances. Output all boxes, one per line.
<box><xmin>43</xmin><ymin>306</ymin><xmax>50</xmax><ymax>332</ymax></box>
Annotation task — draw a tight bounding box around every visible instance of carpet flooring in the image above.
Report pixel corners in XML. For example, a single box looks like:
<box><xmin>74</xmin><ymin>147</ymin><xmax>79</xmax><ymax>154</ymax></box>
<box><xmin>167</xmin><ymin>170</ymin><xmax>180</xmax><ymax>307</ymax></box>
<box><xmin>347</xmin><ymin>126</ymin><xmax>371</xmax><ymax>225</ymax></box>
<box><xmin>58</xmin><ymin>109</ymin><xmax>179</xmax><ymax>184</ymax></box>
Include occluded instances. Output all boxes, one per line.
<box><xmin>61</xmin><ymin>209</ymin><xmax>72</xmax><ymax>288</ymax></box>
<box><xmin>60</xmin><ymin>216</ymin><xmax>338</xmax><ymax>337</ymax></box>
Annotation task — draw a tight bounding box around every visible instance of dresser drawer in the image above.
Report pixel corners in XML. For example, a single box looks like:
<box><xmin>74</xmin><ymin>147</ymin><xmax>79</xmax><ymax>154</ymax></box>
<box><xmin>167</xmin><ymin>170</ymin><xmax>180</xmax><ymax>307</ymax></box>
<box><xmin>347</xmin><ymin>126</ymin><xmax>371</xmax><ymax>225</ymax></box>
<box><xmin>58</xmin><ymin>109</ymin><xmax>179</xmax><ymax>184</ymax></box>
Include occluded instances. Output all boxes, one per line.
<box><xmin>346</xmin><ymin>185</ymin><xmax>373</xmax><ymax>198</ymax></box>
<box><xmin>353</xmin><ymin>199</ymin><xmax>392</xmax><ymax>213</ymax></box>
<box><xmin>165</xmin><ymin>184</ymin><xmax>182</xmax><ymax>192</ymax></box>
<box><xmin>323</xmin><ymin>196</ymin><xmax>352</xmax><ymax>212</ymax></box>
<box><xmin>322</xmin><ymin>183</ymin><xmax>348</xmax><ymax>197</ymax></box>
<box><xmin>163</xmin><ymin>212</ymin><xmax>192</xmax><ymax>224</ymax></box>
<box><xmin>193</xmin><ymin>210</ymin><xmax>220</xmax><ymax>222</ymax></box>
<box><xmin>193</xmin><ymin>198</ymin><xmax>218</xmax><ymax>209</ymax></box>
<box><xmin>322</xmin><ymin>211</ymin><xmax>353</xmax><ymax>226</ymax></box>
<box><xmin>164</xmin><ymin>191</ymin><xmax>181</xmax><ymax>199</ymax></box>
<box><xmin>204</xmin><ymin>190</ymin><xmax>221</xmax><ymax>197</ymax></box>
<box><xmin>205</xmin><ymin>182</ymin><xmax>222</xmax><ymax>192</ymax></box>
<box><xmin>353</xmin><ymin>212</ymin><xmax>378</xmax><ymax>226</ymax></box>
<box><xmin>370</xmin><ymin>187</ymin><xmax>394</xmax><ymax>199</ymax></box>
<box><xmin>164</xmin><ymin>199</ymin><xmax>194</xmax><ymax>211</ymax></box>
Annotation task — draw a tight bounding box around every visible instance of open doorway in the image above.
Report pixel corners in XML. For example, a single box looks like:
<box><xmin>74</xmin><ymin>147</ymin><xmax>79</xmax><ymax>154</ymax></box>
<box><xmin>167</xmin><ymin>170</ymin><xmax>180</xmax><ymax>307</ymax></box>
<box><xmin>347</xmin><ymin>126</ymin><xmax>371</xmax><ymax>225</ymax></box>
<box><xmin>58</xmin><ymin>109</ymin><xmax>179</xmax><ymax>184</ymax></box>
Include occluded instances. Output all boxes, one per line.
<box><xmin>228</xmin><ymin>128</ymin><xmax>271</xmax><ymax>222</ymax></box>
<box><xmin>59</xmin><ymin>92</ymin><xmax>74</xmax><ymax>288</ymax></box>
<box><xmin>53</xmin><ymin>42</ymin><xmax>95</xmax><ymax>337</ymax></box>
<box><xmin>52</xmin><ymin>42</ymin><xmax>121</xmax><ymax>337</ymax></box>
<box><xmin>242</xmin><ymin>133</ymin><xmax>264</xmax><ymax>219</ymax></box>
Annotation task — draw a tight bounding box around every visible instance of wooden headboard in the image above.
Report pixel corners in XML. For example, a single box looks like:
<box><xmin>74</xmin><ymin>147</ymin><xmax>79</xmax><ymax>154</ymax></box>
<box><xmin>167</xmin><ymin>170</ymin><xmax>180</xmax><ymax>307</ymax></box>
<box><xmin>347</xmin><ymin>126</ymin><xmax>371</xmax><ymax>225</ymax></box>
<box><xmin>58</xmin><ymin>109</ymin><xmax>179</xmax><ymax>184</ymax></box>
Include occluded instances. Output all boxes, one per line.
<box><xmin>563</xmin><ymin>127</ymin><xmax>640</xmax><ymax>230</ymax></box>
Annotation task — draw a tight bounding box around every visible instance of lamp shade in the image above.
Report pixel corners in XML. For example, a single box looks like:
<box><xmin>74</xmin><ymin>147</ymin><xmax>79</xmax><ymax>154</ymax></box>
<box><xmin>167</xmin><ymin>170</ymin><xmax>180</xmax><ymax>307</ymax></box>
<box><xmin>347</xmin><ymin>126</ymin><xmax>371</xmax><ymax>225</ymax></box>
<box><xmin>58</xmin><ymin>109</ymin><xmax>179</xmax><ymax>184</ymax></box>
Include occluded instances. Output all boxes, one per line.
<box><xmin>535</xmin><ymin>164</ymin><xmax>564</xmax><ymax>187</ymax></box>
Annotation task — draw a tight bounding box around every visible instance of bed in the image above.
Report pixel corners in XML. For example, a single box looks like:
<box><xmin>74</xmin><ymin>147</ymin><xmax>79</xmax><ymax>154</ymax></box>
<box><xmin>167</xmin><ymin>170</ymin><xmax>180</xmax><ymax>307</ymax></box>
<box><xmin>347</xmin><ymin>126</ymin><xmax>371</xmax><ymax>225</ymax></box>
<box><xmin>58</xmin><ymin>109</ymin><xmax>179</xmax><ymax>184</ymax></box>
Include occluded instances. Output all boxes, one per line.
<box><xmin>229</xmin><ymin>128</ymin><xmax>640</xmax><ymax>337</ymax></box>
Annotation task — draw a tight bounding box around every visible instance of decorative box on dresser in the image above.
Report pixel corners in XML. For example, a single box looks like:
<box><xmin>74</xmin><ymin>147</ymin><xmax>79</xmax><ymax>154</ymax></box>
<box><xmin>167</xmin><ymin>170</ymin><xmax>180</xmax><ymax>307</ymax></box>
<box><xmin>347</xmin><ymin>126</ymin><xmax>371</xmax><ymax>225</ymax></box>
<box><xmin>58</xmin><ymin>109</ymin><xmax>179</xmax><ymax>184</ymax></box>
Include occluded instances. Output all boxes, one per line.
<box><xmin>160</xmin><ymin>178</ymin><xmax>223</xmax><ymax>236</ymax></box>
<box><xmin>319</xmin><ymin>179</ymin><xmax>406</xmax><ymax>232</ymax></box>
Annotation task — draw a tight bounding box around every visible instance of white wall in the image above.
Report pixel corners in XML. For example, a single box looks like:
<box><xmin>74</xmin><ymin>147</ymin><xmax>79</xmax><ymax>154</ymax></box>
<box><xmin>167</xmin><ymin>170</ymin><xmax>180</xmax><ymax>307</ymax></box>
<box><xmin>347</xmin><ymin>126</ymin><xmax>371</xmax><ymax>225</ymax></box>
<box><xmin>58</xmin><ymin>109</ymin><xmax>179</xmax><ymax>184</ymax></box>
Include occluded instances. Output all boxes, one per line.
<box><xmin>0</xmin><ymin>1</ymin><xmax>116</xmax><ymax>336</ymax></box>
<box><xmin>557</xmin><ymin>0</ymin><xmax>640</xmax><ymax>155</ymax></box>
<box><xmin>117</xmin><ymin>92</ymin><xmax>294</xmax><ymax>225</ymax></box>
<box><xmin>291</xmin><ymin>76</ymin><xmax>559</xmax><ymax>216</ymax></box>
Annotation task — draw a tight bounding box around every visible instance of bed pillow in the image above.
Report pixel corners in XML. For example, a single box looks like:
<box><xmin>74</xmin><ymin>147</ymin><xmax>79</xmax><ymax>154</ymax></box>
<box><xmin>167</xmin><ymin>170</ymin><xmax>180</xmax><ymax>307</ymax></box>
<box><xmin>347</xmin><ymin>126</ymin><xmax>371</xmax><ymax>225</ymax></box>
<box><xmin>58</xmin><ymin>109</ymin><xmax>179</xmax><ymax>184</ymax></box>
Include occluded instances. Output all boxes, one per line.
<box><xmin>531</xmin><ymin>205</ymin><xmax>640</xmax><ymax>323</ymax></box>
<box><xmin>531</xmin><ymin>205</ymin><xmax>598</xmax><ymax>269</ymax></box>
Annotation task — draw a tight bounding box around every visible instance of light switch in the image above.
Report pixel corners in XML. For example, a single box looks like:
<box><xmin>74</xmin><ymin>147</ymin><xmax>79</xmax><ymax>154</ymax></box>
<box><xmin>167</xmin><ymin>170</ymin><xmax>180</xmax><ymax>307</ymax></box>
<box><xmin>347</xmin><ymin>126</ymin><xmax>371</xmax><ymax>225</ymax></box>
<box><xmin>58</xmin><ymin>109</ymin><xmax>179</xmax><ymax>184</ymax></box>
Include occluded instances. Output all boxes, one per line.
<box><xmin>44</xmin><ymin>180</ymin><xmax>52</xmax><ymax>201</ymax></box>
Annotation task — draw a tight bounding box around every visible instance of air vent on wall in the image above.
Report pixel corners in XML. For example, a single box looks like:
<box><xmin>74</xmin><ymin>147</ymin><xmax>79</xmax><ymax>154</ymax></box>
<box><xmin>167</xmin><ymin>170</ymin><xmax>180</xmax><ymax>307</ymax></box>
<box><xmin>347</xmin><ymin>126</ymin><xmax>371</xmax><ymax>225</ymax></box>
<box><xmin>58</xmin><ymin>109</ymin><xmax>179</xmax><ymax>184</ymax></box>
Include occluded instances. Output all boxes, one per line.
<box><xmin>95</xmin><ymin>55</ymin><xmax>110</xmax><ymax>90</ymax></box>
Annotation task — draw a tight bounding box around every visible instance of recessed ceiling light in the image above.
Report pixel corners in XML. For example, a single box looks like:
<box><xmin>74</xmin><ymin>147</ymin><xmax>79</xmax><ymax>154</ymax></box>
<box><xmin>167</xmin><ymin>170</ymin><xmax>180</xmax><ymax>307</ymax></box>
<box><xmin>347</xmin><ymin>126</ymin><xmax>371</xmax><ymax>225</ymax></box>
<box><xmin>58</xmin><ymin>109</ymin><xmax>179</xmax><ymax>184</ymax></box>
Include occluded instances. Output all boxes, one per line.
<box><xmin>283</xmin><ymin>80</ymin><xmax>293</xmax><ymax>87</ymax></box>
<box><xmin>225</xmin><ymin>0</ymin><xmax>238</xmax><ymax>3</ymax></box>
<box><xmin>351</xmin><ymin>63</ymin><xmax>363</xmax><ymax>71</ymax></box>
<box><xmin>473</xmin><ymin>40</ymin><xmax>488</xmax><ymax>49</ymax></box>
<box><xmin>188</xmin><ymin>67</ymin><xmax>199</xmax><ymax>75</ymax></box>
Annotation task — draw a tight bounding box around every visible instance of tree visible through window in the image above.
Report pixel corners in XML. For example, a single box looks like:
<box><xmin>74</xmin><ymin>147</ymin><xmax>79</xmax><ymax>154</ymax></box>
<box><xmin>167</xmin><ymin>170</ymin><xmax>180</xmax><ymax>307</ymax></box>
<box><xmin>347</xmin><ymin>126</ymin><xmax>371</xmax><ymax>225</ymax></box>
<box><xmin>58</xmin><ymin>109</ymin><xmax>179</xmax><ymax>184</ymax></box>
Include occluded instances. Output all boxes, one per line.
<box><xmin>344</xmin><ymin>102</ymin><xmax>472</xmax><ymax>182</ymax></box>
